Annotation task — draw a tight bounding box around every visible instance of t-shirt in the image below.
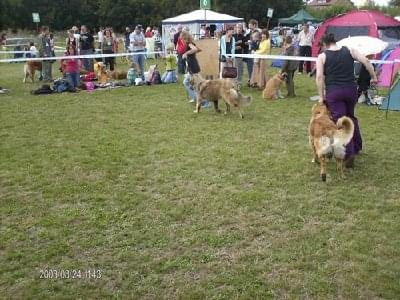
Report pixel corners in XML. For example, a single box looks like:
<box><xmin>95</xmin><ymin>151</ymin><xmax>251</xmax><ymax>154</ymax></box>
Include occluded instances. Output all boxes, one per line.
<box><xmin>80</xmin><ymin>32</ymin><xmax>94</xmax><ymax>50</ymax></box>
<box><xmin>299</xmin><ymin>30</ymin><xmax>313</xmax><ymax>47</ymax></box>
<box><xmin>66</xmin><ymin>58</ymin><xmax>80</xmax><ymax>73</ymax></box>
<box><xmin>129</xmin><ymin>32</ymin><xmax>145</xmax><ymax>51</ymax></box>
<box><xmin>30</xmin><ymin>46</ymin><xmax>38</xmax><ymax>57</ymax></box>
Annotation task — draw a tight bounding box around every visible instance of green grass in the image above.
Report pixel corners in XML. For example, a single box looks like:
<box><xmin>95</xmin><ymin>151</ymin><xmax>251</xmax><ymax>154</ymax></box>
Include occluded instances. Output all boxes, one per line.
<box><xmin>1</xmin><ymin>58</ymin><xmax>400</xmax><ymax>299</ymax></box>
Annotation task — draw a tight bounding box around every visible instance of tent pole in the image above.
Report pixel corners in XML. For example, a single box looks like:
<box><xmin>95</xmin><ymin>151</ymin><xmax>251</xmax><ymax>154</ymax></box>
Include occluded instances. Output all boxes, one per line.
<box><xmin>385</xmin><ymin>60</ymin><xmax>395</xmax><ymax>119</ymax></box>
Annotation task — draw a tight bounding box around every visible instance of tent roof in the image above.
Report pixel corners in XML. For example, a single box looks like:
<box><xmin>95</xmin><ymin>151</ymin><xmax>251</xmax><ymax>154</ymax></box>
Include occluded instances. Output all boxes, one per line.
<box><xmin>162</xmin><ymin>9</ymin><xmax>243</xmax><ymax>25</ymax></box>
<box><xmin>278</xmin><ymin>9</ymin><xmax>319</xmax><ymax>25</ymax></box>
<box><xmin>320</xmin><ymin>10</ymin><xmax>400</xmax><ymax>27</ymax></box>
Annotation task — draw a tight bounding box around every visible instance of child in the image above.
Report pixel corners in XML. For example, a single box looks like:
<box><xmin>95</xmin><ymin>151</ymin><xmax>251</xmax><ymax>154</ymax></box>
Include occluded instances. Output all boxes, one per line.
<box><xmin>28</xmin><ymin>42</ymin><xmax>37</xmax><ymax>58</ymax></box>
<box><xmin>357</xmin><ymin>54</ymin><xmax>374</xmax><ymax>104</ymax></box>
<box><xmin>127</xmin><ymin>62</ymin><xmax>139</xmax><ymax>85</ymax></box>
<box><xmin>161</xmin><ymin>44</ymin><xmax>177</xmax><ymax>83</ymax></box>
<box><xmin>281</xmin><ymin>36</ymin><xmax>298</xmax><ymax>98</ymax></box>
<box><xmin>63</xmin><ymin>45</ymin><xmax>81</xmax><ymax>89</ymax></box>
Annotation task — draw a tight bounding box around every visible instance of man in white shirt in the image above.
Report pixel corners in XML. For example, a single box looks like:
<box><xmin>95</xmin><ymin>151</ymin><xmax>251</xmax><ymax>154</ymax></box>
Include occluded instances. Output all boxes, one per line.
<box><xmin>129</xmin><ymin>25</ymin><xmax>146</xmax><ymax>81</ymax></box>
<box><xmin>298</xmin><ymin>23</ymin><xmax>314</xmax><ymax>74</ymax></box>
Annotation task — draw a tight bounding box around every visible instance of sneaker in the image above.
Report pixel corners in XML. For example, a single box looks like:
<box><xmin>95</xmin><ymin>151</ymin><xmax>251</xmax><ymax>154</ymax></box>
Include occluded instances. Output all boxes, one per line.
<box><xmin>201</xmin><ymin>102</ymin><xmax>212</xmax><ymax>108</ymax></box>
<box><xmin>188</xmin><ymin>99</ymin><xmax>196</xmax><ymax>103</ymax></box>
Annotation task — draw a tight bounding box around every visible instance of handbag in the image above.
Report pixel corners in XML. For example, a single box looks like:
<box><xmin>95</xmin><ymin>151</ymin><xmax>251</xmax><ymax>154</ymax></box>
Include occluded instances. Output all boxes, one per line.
<box><xmin>222</xmin><ymin>61</ymin><xmax>237</xmax><ymax>79</ymax></box>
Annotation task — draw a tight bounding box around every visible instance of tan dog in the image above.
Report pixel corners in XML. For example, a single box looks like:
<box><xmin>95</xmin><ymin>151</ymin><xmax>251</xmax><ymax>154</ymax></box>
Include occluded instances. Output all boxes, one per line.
<box><xmin>262</xmin><ymin>73</ymin><xmax>287</xmax><ymax>100</ymax></box>
<box><xmin>94</xmin><ymin>62</ymin><xmax>108</xmax><ymax>84</ymax></box>
<box><xmin>191</xmin><ymin>74</ymin><xmax>251</xmax><ymax>119</ymax></box>
<box><xmin>107</xmin><ymin>70</ymin><xmax>128</xmax><ymax>80</ymax></box>
<box><xmin>308</xmin><ymin>102</ymin><xmax>354</xmax><ymax>181</ymax></box>
<box><xmin>23</xmin><ymin>61</ymin><xmax>42</xmax><ymax>83</ymax></box>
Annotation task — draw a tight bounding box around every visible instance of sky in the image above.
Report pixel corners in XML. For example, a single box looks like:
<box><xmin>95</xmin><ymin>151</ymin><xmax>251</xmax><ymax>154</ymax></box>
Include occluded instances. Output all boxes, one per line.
<box><xmin>351</xmin><ymin>0</ymin><xmax>390</xmax><ymax>6</ymax></box>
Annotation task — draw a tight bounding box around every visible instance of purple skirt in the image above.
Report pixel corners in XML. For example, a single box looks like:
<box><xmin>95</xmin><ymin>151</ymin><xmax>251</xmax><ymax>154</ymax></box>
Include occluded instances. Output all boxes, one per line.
<box><xmin>325</xmin><ymin>85</ymin><xmax>362</xmax><ymax>158</ymax></box>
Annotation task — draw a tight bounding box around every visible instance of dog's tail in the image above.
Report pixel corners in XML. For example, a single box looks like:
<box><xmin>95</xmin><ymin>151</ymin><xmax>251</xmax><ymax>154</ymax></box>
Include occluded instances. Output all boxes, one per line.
<box><xmin>336</xmin><ymin>116</ymin><xmax>354</xmax><ymax>145</ymax></box>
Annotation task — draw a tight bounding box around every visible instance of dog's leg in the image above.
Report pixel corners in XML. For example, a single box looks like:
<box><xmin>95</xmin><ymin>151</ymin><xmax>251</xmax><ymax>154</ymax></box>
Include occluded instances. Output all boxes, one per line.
<box><xmin>320</xmin><ymin>156</ymin><xmax>327</xmax><ymax>182</ymax></box>
<box><xmin>224</xmin><ymin>102</ymin><xmax>231</xmax><ymax>115</ymax></box>
<box><xmin>213</xmin><ymin>100</ymin><xmax>221</xmax><ymax>113</ymax></box>
<box><xmin>194</xmin><ymin>98</ymin><xmax>202</xmax><ymax>114</ymax></box>
<box><xmin>238</xmin><ymin>109</ymin><xmax>244</xmax><ymax>119</ymax></box>
<box><xmin>336</xmin><ymin>158</ymin><xmax>345</xmax><ymax>180</ymax></box>
<box><xmin>310</xmin><ymin>137</ymin><xmax>319</xmax><ymax>163</ymax></box>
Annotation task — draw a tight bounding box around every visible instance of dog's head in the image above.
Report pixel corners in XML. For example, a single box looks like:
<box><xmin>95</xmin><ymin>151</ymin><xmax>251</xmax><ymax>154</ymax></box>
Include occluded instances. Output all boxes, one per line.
<box><xmin>311</xmin><ymin>102</ymin><xmax>330</xmax><ymax>118</ymax></box>
<box><xmin>276</xmin><ymin>72</ymin><xmax>287</xmax><ymax>82</ymax></box>
<box><xmin>237</xmin><ymin>92</ymin><xmax>252</xmax><ymax>106</ymax></box>
<box><xmin>189</xmin><ymin>73</ymin><xmax>205</xmax><ymax>87</ymax></box>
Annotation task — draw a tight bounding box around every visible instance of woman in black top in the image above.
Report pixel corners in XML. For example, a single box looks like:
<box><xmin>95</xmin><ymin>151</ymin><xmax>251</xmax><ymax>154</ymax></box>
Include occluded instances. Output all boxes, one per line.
<box><xmin>316</xmin><ymin>34</ymin><xmax>377</xmax><ymax>167</ymax></box>
<box><xmin>181</xmin><ymin>31</ymin><xmax>201</xmax><ymax>74</ymax></box>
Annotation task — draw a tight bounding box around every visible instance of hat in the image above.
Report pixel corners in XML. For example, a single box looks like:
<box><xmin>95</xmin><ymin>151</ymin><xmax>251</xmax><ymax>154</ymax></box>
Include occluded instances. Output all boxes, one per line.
<box><xmin>72</xmin><ymin>26</ymin><xmax>78</xmax><ymax>31</ymax></box>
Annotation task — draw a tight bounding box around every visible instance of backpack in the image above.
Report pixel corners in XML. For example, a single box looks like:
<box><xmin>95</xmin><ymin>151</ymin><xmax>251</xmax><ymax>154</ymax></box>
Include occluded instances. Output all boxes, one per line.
<box><xmin>150</xmin><ymin>70</ymin><xmax>162</xmax><ymax>85</ymax></box>
<box><xmin>31</xmin><ymin>84</ymin><xmax>53</xmax><ymax>95</ymax></box>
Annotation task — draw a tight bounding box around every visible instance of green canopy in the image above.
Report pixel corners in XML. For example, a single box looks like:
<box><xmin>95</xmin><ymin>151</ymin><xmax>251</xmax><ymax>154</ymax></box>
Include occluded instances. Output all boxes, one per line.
<box><xmin>278</xmin><ymin>9</ymin><xmax>320</xmax><ymax>25</ymax></box>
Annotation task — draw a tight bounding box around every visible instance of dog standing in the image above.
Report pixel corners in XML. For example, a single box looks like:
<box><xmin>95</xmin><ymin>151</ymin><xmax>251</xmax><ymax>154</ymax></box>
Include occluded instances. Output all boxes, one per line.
<box><xmin>191</xmin><ymin>74</ymin><xmax>251</xmax><ymax>119</ymax></box>
<box><xmin>23</xmin><ymin>61</ymin><xmax>42</xmax><ymax>83</ymax></box>
<box><xmin>262</xmin><ymin>73</ymin><xmax>287</xmax><ymax>100</ymax></box>
<box><xmin>308</xmin><ymin>102</ymin><xmax>354</xmax><ymax>181</ymax></box>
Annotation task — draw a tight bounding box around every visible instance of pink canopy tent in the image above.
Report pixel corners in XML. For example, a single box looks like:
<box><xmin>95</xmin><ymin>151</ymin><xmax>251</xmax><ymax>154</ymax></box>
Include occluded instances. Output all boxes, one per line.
<box><xmin>378</xmin><ymin>47</ymin><xmax>400</xmax><ymax>87</ymax></box>
<box><xmin>312</xmin><ymin>10</ymin><xmax>400</xmax><ymax>57</ymax></box>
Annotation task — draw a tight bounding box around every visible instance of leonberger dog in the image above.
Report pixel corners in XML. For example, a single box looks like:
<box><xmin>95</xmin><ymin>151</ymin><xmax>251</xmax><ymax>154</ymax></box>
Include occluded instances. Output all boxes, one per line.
<box><xmin>262</xmin><ymin>72</ymin><xmax>287</xmax><ymax>100</ymax></box>
<box><xmin>190</xmin><ymin>74</ymin><xmax>252</xmax><ymax>119</ymax></box>
<box><xmin>23</xmin><ymin>61</ymin><xmax>42</xmax><ymax>83</ymax></box>
<box><xmin>308</xmin><ymin>102</ymin><xmax>354</xmax><ymax>182</ymax></box>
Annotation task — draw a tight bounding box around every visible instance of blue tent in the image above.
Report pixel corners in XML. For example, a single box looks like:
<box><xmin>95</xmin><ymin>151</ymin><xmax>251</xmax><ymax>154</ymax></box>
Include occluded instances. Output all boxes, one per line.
<box><xmin>380</xmin><ymin>77</ymin><xmax>400</xmax><ymax>111</ymax></box>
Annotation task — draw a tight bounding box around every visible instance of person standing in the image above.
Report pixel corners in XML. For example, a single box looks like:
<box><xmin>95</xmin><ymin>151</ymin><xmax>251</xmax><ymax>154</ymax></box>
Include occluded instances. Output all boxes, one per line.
<box><xmin>38</xmin><ymin>26</ymin><xmax>53</xmax><ymax>82</ymax></box>
<box><xmin>101</xmin><ymin>29</ymin><xmax>116</xmax><ymax>71</ymax></box>
<box><xmin>281</xmin><ymin>36</ymin><xmax>298</xmax><ymax>98</ymax></box>
<box><xmin>233</xmin><ymin>23</ymin><xmax>245</xmax><ymax>84</ymax></box>
<box><xmin>130</xmin><ymin>25</ymin><xmax>146</xmax><ymax>81</ymax></box>
<box><xmin>124</xmin><ymin>27</ymin><xmax>131</xmax><ymax>52</ymax></box>
<box><xmin>80</xmin><ymin>25</ymin><xmax>94</xmax><ymax>72</ymax></box>
<box><xmin>63</xmin><ymin>45</ymin><xmax>81</xmax><ymax>89</ymax></box>
<box><xmin>250</xmin><ymin>29</ymin><xmax>270</xmax><ymax>89</ymax></box>
<box><xmin>244</xmin><ymin>19</ymin><xmax>258</xmax><ymax>85</ymax></box>
<box><xmin>316</xmin><ymin>33</ymin><xmax>378</xmax><ymax>167</ymax></box>
<box><xmin>219</xmin><ymin>28</ymin><xmax>235</xmax><ymax>78</ymax></box>
<box><xmin>174</xmin><ymin>25</ymin><xmax>186</xmax><ymax>74</ymax></box>
<box><xmin>298</xmin><ymin>23</ymin><xmax>313</xmax><ymax>74</ymax></box>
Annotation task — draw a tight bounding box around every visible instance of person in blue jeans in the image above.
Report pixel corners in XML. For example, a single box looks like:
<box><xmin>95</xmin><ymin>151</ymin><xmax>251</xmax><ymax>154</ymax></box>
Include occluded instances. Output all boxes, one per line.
<box><xmin>181</xmin><ymin>31</ymin><xmax>210</xmax><ymax>109</ymax></box>
<box><xmin>129</xmin><ymin>25</ymin><xmax>146</xmax><ymax>81</ymax></box>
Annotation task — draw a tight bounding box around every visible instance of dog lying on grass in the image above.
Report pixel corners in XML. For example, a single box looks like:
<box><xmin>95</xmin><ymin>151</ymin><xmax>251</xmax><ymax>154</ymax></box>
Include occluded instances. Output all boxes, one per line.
<box><xmin>262</xmin><ymin>72</ymin><xmax>287</xmax><ymax>100</ymax></box>
<box><xmin>190</xmin><ymin>74</ymin><xmax>252</xmax><ymax>119</ymax></box>
<box><xmin>308</xmin><ymin>102</ymin><xmax>354</xmax><ymax>182</ymax></box>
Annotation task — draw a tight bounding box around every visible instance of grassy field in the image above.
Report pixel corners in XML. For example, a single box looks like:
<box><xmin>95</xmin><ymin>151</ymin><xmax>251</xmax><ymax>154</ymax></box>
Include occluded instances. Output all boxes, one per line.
<box><xmin>1</xmin><ymin>58</ymin><xmax>399</xmax><ymax>299</ymax></box>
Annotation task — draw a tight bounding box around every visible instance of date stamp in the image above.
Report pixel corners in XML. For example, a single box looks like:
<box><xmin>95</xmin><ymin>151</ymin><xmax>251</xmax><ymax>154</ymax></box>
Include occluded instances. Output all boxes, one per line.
<box><xmin>39</xmin><ymin>269</ymin><xmax>102</xmax><ymax>279</ymax></box>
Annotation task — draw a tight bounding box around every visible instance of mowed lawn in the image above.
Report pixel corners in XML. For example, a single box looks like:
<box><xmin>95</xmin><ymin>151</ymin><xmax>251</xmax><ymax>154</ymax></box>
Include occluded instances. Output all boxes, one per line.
<box><xmin>0</xmin><ymin>58</ymin><xmax>399</xmax><ymax>299</ymax></box>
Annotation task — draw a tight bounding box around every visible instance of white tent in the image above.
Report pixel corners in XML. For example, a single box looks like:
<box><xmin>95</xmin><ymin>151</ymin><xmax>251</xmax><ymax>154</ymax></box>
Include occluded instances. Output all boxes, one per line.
<box><xmin>161</xmin><ymin>9</ymin><xmax>244</xmax><ymax>46</ymax></box>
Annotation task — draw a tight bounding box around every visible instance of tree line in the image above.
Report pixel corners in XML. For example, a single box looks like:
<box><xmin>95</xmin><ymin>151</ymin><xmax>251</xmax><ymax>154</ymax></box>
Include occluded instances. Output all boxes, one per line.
<box><xmin>0</xmin><ymin>0</ymin><xmax>304</xmax><ymax>32</ymax></box>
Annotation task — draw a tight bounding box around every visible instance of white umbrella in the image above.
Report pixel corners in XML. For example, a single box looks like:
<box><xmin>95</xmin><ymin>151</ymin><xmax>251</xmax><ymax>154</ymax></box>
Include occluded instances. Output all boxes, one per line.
<box><xmin>337</xmin><ymin>36</ymin><xmax>388</xmax><ymax>56</ymax></box>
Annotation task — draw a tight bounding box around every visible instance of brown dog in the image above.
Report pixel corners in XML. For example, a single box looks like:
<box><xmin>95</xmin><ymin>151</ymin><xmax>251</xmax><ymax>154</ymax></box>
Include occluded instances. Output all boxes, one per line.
<box><xmin>308</xmin><ymin>102</ymin><xmax>354</xmax><ymax>181</ymax></box>
<box><xmin>23</xmin><ymin>61</ymin><xmax>42</xmax><ymax>83</ymax></box>
<box><xmin>262</xmin><ymin>73</ymin><xmax>287</xmax><ymax>100</ymax></box>
<box><xmin>191</xmin><ymin>74</ymin><xmax>251</xmax><ymax>119</ymax></box>
<box><xmin>107</xmin><ymin>70</ymin><xmax>128</xmax><ymax>80</ymax></box>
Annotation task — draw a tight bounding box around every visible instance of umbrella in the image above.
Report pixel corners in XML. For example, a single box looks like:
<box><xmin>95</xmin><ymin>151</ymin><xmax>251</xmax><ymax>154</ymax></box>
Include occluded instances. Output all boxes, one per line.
<box><xmin>337</xmin><ymin>36</ymin><xmax>388</xmax><ymax>56</ymax></box>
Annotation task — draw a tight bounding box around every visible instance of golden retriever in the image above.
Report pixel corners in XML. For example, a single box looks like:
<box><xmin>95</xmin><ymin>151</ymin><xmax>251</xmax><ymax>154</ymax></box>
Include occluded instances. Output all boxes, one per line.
<box><xmin>262</xmin><ymin>72</ymin><xmax>287</xmax><ymax>100</ymax></box>
<box><xmin>23</xmin><ymin>61</ymin><xmax>42</xmax><ymax>83</ymax></box>
<box><xmin>94</xmin><ymin>62</ymin><xmax>108</xmax><ymax>84</ymax></box>
<box><xmin>107</xmin><ymin>70</ymin><xmax>128</xmax><ymax>80</ymax></box>
<box><xmin>308</xmin><ymin>102</ymin><xmax>354</xmax><ymax>181</ymax></box>
<box><xmin>190</xmin><ymin>74</ymin><xmax>252</xmax><ymax>119</ymax></box>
